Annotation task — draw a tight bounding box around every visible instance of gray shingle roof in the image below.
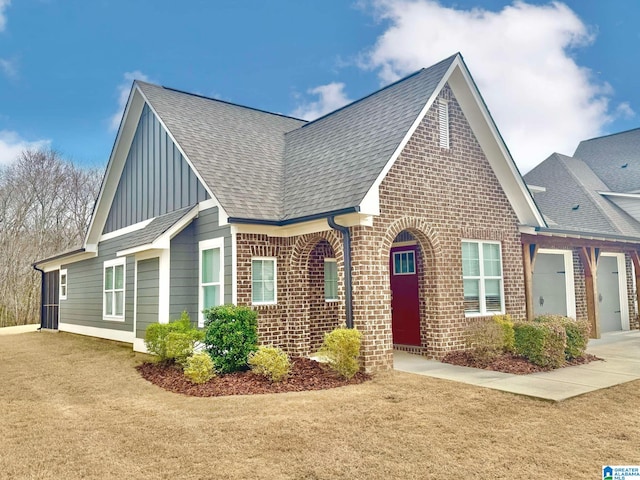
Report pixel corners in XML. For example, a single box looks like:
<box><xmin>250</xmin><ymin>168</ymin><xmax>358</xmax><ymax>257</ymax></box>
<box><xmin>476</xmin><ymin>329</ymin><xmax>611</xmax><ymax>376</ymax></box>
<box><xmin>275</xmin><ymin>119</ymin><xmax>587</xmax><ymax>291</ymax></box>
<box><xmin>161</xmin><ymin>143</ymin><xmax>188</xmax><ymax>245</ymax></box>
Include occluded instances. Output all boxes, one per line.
<box><xmin>524</xmin><ymin>153</ymin><xmax>640</xmax><ymax>236</ymax></box>
<box><xmin>282</xmin><ymin>55</ymin><xmax>456</xmax><ymax>220</ymax></box>
<box><xmin>574</xmin><ymin>128</ymin><xmax>640</xmax><ymax>193</ymax></box>
<box><xmin>136</xmin><ymin>54</ymin><xmax>457</xmax><ymax>222</ymax></box>
<box><xmin>121</xmin><ymin>205</ymin><xmax>194</xmax><ymax>250</ymax></box>
<box><xmin>137</xmin><ymin>82</ymin><xmax>305</xmax><ymax>220</ymax></box>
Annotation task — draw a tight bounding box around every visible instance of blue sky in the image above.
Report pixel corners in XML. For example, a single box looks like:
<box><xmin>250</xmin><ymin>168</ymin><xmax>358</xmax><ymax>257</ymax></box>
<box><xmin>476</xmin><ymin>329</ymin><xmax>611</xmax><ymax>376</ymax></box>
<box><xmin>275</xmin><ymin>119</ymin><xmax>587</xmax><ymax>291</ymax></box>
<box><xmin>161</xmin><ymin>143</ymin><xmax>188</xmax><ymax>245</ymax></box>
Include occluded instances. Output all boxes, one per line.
<box><xmin>0</xmin><ymin>0</ymin><xmax>637</xmax><ymax>172</ymax></box>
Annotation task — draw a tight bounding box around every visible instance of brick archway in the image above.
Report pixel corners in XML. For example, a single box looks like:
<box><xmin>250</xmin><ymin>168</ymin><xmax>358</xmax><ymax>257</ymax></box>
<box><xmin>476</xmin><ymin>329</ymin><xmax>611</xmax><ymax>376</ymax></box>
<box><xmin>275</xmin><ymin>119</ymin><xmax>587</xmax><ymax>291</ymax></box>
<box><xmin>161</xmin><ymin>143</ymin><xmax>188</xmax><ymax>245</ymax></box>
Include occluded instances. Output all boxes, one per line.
<box><xmin>381</xmin><ymin>217</ymin><xmax>441</xmax><ymax>355</ymax></box>
<box><xmin>288</xmin><ymin>231</ymin><xmax>344</xmax><ymax>355</ymax></box>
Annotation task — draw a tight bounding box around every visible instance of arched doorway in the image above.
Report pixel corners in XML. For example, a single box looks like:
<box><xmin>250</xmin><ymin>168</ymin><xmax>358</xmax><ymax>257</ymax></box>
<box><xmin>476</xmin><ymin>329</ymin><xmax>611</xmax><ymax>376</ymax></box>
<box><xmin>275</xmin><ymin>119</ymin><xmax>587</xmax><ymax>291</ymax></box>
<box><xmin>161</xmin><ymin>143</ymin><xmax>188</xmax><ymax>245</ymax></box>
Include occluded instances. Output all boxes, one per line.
<box><xmin>389</xmin><ymin>231</ymin><xmax>421</xmax><ymax>345</ymax></box>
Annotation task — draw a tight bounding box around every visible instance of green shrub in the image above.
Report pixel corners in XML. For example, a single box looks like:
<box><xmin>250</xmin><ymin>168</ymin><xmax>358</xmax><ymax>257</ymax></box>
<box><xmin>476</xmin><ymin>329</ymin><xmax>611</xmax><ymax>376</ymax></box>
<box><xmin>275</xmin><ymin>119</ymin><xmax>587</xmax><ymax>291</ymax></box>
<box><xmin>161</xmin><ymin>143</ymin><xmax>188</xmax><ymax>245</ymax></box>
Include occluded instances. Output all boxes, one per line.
<box><xmin>534</xmin><ymin>314</ymin><xmax>590</xmax><ymax>360</ymax></box>
<box><xmin>514</xmin><ymin>321</ymin><xmax>566</xmax><ymax>368</ymax></box>
<box><xmin>319</xmin><ymin>327</ymin><xmax>362</xmax><ymax>379</ymax></box>
<box><xmin>248</xmin><ymin>346</ymin><xmax>292</xmax><ymax>382</ymax></box>
<box><xmin>144</xmin><ymin>311</ymin><xmax>201</xmax><ymax>363</ymax></box>
<box><xmin>493</xmin><ymin>314</ymin><xmax>515</xmax><ymax>353</ymax></box>
<box><xmin>464</xmin><ymin>319</ymin><xmax>504</xmax><ymax>363</ymax></box>
<box><xmin>184</xmin><ymin>352</ymin><xmax>215</xmax><ymax>384</ymax></box>
<box><xmin>203</xmin><ymin>305</ymin><xmax>258</xmax><ymax>374</ymax></box>
<box><xmin>166</xmin><ymin>330</ymin><xmax>205</xmax><ymax>367</ymax></box>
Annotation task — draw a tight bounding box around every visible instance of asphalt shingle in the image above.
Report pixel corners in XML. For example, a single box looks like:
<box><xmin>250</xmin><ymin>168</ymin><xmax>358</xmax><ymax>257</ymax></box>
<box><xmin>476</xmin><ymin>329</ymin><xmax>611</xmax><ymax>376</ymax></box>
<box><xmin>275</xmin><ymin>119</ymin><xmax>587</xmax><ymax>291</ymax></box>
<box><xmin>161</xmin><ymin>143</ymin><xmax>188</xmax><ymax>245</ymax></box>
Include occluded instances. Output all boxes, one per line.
<box><xmin>136</xmin><ymin>54</ymin><xmax>457</xmax><ymax>222</ymax></box>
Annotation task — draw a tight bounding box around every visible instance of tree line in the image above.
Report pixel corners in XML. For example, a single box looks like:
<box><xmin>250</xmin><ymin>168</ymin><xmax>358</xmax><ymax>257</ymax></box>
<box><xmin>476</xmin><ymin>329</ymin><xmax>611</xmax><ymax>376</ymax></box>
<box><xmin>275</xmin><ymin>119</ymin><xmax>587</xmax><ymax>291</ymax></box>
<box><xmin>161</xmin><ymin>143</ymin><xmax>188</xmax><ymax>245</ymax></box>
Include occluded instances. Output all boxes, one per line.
<box><xmin>0</xmin><ymin>149</ymin><xmax>102</xmax><ymax>327</ymax></box>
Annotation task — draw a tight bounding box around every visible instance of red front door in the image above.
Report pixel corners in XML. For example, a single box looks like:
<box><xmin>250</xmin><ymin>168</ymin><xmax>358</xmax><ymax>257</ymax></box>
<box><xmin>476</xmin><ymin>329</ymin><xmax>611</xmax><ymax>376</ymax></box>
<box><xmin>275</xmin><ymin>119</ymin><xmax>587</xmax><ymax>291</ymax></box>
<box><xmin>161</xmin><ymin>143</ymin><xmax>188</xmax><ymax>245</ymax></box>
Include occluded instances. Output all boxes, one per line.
<box><xmin>390</xmin><ymin>246</ymin><xmax>421</xmax><ymax>345</ymax></box>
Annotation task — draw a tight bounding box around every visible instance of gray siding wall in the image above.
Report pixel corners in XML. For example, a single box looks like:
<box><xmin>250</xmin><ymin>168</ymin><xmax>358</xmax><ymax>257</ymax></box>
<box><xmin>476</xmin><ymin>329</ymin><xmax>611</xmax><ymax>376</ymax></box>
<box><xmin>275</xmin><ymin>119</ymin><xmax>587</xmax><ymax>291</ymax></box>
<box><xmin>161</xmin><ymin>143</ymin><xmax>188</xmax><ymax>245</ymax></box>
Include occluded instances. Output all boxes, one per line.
<box><xmin>136</xmin><ymin>257</ymin><xmax>159</xmax><ymax>339</ymax></box>
<box><xmin>170</xmin><ymin>207</ymin><xmax>232</xmax><ymax>322</ymax></box>
<box><xmin>60</xmin><ymin>235</ymin><xmax>136</xmax><ymax>333</ymax></box>
<box><xmin>104</xmin><ymin>104</ymin><xmax>209</xmax><ymax>234</ymax></box>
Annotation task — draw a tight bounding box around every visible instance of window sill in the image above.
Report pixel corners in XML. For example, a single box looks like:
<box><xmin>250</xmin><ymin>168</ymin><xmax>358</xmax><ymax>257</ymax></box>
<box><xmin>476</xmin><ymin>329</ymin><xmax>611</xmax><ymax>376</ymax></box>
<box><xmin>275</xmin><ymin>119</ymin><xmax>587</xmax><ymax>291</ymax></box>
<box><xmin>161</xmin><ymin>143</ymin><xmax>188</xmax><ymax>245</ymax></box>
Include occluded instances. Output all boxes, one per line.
<box><xmin>102</xmin><ymin>315</ymin><xmax>126</xmax><ymax>322</ymax></box>
<box><xmin>325</xmin><ymin>299</ymin><xmax>339</xmax><ymax>303</ymax></box>
<box><xmin>464</xmin><ymin>311</ymin><xmax>504</xmax><ymax>318</ymax></box>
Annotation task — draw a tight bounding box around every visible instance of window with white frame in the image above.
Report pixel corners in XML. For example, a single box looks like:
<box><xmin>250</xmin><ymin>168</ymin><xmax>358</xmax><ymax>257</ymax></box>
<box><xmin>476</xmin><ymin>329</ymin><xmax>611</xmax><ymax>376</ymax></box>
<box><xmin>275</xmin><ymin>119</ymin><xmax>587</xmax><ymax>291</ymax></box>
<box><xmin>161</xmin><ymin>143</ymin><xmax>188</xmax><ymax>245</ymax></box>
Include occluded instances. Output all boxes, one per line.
<box><xmin>324</xmin><ymin>258</ymin><xmax>338</xmax><ymax>301</ymax></box>
<box><xmin>462</xmin><ymin>241</ymin><xmax>504</xmax><ymax>315</ymax></box>
<box><xmin>393</xmin><ymin>250</ymin><xmax>416</xmax><ymax>275</ymax></box>
<box><xmin>199</xmin><ymin>238</ymin><xmax>224</xmax><ymax>326</ymax></box>
<box><xmin>252</xmin><ymin>257</ymin><xmax>276</xmax><ymax>305</ymax></box>
<box><xmin>103</xmin><ymin>258</ymin><xmax>125</xmax><ymax>320</ymax></box>
<box><xmin>438</xmin><ymin>100</ymin><xmax>449</xmax><ymax>149</ymax></box>
<box><xmin>59</xmin><ymin>269</ymin><xmax>68</xmax><ymax>300</ymax></box>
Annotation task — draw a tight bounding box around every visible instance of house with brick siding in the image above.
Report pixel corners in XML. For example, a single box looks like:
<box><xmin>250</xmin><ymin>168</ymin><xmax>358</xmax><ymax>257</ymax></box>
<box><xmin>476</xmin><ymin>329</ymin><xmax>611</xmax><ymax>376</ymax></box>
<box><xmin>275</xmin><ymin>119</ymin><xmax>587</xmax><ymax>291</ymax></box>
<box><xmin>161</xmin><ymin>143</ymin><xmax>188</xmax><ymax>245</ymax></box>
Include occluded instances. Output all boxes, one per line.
<box><xmin>524</xmin><ymin>129</ymin><xmax>640</xmax><ymax>339</ymax></box>
<box><xmin>36</xmin><ymin>53</ymin><xmax>555</xmax><ymax>372</ymax></box>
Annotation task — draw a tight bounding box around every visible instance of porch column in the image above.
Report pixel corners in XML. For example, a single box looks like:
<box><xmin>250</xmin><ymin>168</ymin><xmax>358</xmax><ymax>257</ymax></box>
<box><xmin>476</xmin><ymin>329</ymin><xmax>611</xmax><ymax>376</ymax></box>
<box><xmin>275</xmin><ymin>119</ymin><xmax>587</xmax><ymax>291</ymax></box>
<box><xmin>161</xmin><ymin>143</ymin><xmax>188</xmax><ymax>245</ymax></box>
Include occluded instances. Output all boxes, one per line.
<box><xmin>579</xmin><ymin>247</ymin><xmax>601</xmax><ymax>339</ymax></box>
<box><xmin>522</xmin><ymin>243</ymin><xmax>537</xmax><ymax>322</ymax></box>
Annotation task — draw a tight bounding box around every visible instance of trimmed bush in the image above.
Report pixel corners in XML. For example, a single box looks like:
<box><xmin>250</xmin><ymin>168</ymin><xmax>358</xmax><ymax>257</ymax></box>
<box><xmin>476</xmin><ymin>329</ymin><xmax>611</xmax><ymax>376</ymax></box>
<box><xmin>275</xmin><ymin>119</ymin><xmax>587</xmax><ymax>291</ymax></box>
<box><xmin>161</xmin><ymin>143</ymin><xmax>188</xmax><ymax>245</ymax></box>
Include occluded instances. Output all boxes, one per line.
<box><xmin>184</xmin><ymin>352</ymin><xmax>215</xmax><ymax>384</ymax></box>
<box><xmin>144</xmin><ymin>311</ymin><xmax>201</xmax><ymax>363</ymax></box>
<box><xmin>534</xmin><ymin>314</ymin><xmax>590</xmax><ymax>360</ymax></box>
<box><xmin>319</xmin><ymin>327</ymin><xmax>362</xmax><ymax>379</ymax></box>
<box><xmin>464</xmin><ymin>319</ymin><xmax>504</xmax><ymax>363</ymax></box>
<box><xmin>492</xmin><ymin>314</ymin><xmax>515</xmax><ymax>353</ymax></box>
<box><xmin>166</xmin><ymin>330</ymin><xmax>205</xmax><ymax>367</ymax></box>
<box><xmin>514</xmin><ymin>321</ymin><xmax>566</xmax><ymax>368</ymax></box>
<box><xmin>203</xmin><ymin>305</ymin><xmax>258</xmax><ymax>374</ymax></box>
<box><xmin>248</xmin><ymin>346</ymin><xmax>292</xmax><ymax>382</ymax></box>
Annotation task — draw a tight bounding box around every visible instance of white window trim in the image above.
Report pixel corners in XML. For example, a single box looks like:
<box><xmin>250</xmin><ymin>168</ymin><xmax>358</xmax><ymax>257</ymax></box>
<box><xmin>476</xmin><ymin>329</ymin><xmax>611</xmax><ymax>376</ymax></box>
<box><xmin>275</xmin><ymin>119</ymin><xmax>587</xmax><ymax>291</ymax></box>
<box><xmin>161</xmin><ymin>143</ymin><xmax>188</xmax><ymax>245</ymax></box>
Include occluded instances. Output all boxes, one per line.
<box><xmin>59</xmin><ymin>269</ymin><xmax>68</xmax><ymax>301</ymax></box>
<box><xmin>103</xmin><ymin>257</ymin><xmax>126</xmax><ymax>322</ymax></box>
<box><xmin>324</xmin><ymin>258</ymin><xmax>339</xmax><ymax>302</ymax></box>
<box><xmin>392</xmin><ymin>250</ymin><xmax>416</xmax><ymax>276</ymax></box>
<box><xmin>199</xmin><ymin>237</ymin><xmax>225</xmax><ymax>327</ymax></box>
<box><xmin>251</xmin><ymin>257</ymin><xmax>277</xmax><ymax>306</ymax></box>
<box><xmin>462</xmin><ymin>240</ymin><xmax>505</xmax><ymax>317</ymax></box>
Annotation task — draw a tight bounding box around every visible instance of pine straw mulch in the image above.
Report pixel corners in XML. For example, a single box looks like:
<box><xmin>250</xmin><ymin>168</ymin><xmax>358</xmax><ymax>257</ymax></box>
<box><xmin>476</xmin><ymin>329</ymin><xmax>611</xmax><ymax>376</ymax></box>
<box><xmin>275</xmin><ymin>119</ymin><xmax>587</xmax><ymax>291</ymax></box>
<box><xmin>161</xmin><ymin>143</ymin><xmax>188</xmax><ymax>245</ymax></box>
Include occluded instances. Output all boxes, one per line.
<box><xmin>136</xmin><ymin>357</ymin><xmax>370</xmax><ymax>397</ymax></box>
<box><xmin>442</xmin><ymin>350</ymin><xmax>603</xmax><ymax>375</ymax></box>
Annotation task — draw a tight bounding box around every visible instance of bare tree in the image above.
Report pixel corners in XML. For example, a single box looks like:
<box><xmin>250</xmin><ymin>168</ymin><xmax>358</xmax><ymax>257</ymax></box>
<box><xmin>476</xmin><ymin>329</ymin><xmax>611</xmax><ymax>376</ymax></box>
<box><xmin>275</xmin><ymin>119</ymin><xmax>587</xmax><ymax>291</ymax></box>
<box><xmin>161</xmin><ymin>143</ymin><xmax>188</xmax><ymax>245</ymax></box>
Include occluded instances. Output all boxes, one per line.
<box><xmin>0</xmin><ymin>149</ymin><xmax>103</xmax><ymax>326</ymax></box>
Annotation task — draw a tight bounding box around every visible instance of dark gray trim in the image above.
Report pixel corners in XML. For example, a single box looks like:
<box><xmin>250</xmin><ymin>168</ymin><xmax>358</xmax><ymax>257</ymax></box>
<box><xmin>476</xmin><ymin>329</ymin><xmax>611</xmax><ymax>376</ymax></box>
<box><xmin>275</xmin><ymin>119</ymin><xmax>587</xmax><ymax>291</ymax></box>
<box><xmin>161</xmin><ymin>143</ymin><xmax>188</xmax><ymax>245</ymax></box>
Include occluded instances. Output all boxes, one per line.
<box><xmin>33</xmin><ymin>248</ymin><xmax>86</xmax><ymax>267</ymax></box>
<box><xmin>228</xmin><ymin>206</ymin><xmax>360</xmax><ymax>227</ymax></box>
<box><xmin>328</xmin><ymin>216</ymin><xmax>353</xmax><ymax>329</ymax></box>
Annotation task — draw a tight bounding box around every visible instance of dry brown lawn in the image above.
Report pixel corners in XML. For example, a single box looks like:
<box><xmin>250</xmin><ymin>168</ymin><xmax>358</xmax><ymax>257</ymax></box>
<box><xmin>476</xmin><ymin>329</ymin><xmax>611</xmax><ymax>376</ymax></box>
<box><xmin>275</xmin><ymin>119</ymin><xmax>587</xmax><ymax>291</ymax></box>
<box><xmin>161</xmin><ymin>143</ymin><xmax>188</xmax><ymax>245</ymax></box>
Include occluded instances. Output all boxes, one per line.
<box><xmin>1</xmin><ymin>332</ymin><xmax>638</xmax><ymax>479</ymax></box>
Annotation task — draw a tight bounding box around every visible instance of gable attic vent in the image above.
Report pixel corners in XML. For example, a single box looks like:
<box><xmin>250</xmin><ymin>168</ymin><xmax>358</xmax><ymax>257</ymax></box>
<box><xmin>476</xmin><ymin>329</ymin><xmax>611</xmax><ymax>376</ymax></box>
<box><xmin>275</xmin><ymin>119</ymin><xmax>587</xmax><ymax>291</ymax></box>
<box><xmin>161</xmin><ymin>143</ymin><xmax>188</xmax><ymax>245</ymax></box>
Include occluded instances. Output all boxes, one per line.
<box><xmin>438</xmin><ymin>100</ymin><xmax>449</xmax><ymax>149</ymax></box>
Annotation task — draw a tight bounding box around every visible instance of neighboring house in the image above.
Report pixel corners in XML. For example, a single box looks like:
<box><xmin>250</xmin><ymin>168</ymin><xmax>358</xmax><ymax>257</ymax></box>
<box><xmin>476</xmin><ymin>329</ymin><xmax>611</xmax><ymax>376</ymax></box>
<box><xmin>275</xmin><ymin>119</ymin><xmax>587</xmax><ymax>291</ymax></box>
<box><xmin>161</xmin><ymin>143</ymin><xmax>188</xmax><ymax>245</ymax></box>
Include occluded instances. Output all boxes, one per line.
<box><xmin>524</xmin><ymin>129</ymin><xmax>640</xmax><ymax>338</ymax></box>
<box><xmin>35</xmin><ymin>53</ymin><xmax>547</xmax><ymax>371</ymax></box>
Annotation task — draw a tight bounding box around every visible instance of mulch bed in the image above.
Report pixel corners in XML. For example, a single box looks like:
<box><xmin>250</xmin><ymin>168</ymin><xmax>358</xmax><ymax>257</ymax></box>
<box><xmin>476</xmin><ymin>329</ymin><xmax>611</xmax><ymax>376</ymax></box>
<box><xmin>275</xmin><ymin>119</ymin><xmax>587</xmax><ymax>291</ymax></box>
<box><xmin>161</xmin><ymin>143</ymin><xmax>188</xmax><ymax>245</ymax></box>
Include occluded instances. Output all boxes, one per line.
<box><xmin>136</xmin><ymin>357</ymin><xmax>370</xmax><ymax>397</ymax></box>
<box><xmin>442</xmin><ymin>350</ymin><xmax>603</xmax><ymax>375</ymax></box>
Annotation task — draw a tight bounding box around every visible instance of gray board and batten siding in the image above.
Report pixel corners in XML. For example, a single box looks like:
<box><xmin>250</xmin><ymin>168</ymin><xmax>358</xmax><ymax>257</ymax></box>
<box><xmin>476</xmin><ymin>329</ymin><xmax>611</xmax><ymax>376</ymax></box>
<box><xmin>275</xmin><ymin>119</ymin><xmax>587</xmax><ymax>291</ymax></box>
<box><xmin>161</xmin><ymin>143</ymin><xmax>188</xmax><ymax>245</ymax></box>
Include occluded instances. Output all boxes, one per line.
<box><xmin>136</xmin><ymin>257</ymin><xmax>160</xmax><ymax>339</ymax></box>
<box><xmin>170</xmin><ymin>206</ymin><xmax>232</xmax><ymax>322</ymax></box>
<box><xmin>104</xmin><ymin>104</ymin><xmax>209</xmax><ymax>234</ymax></box>
<box><xmin>60</xmin><ymin>235</ymin><xmax>136</xmax><ymax>333</ymax></box>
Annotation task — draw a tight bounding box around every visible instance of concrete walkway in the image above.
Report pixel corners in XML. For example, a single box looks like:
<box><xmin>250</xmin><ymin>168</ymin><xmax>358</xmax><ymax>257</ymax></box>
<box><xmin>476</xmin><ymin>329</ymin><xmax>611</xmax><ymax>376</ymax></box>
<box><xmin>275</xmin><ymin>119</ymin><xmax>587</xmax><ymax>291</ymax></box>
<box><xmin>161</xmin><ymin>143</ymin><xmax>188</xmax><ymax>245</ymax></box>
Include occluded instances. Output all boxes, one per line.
<box><xmin>394</xmin><ymin>330</ymin><xmax>640</xmax><ymax>401</ymax></box>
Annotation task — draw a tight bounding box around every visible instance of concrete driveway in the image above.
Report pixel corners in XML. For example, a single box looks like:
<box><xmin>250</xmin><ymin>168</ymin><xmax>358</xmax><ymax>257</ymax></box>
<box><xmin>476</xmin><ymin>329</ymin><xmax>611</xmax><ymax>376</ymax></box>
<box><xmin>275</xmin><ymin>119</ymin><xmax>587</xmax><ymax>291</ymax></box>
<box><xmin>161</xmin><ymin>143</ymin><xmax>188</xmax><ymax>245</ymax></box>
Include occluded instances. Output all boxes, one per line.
<box><xmin>394</xmin><ymin>329</ymin><xmax>640</xmax><ymax>401</ymax></box>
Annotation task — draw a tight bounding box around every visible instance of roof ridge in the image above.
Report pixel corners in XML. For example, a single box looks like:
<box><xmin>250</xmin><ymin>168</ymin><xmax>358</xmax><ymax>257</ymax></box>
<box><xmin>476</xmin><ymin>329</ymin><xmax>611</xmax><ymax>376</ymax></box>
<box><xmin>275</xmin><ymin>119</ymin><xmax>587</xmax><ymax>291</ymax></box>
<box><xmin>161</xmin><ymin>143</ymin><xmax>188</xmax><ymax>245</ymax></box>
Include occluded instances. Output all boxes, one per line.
<box><xmin>136</xmin><ymin>80</ymin><xmax>308</xmax><ymax>124</ymax></box>
<box><xmin>557</xmin><ymin>154</ymin><xmax>634</xmax><ymax>234</ymax></box>
<box><xmin>294</xmin><ymin>53</ymin><xmax>460</xmax><ymax>130</ymax></box>
<box><xmin>578</xmin><ymin>126</ymin><xmax>640</xmax><ymax>144</ymax></box>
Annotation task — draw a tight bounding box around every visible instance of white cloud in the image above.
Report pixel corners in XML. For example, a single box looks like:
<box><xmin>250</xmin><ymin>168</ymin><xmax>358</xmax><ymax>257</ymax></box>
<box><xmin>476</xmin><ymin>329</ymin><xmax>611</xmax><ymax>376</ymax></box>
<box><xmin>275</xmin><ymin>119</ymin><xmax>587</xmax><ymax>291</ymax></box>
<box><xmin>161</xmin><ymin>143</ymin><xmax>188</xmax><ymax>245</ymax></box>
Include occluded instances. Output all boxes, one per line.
<box><xmin>109</xmin><ymin>70</ymin><xmax>152</xmax><ymax>131</ymax></box>
<box><xmin>0</xmin><ymin>130</ymin><xmax>51</xmax><ymax>165</ymax></box>
<box><xmin>615</xmin><ymin>102</ymin><xmax>635</xmax><ymax>120</ymax></box>
<box><xmin>291</xmin><ymin>82</ymin><xmax>352</xmax><ymax>120</ymax></box>
<box><xmin>360</xmin><ymin>0</ymin><xmax>619</xmax><ymax>172</ymax></box>
<box><xmin>0</xmin><ymin>0</ymin><xmax>9</xmax><ymax>32</ymax></box>
<box><xmin>0</xmin><ymin>58</ymin><xmax>17</xmax><ymax>78</ymax></box>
